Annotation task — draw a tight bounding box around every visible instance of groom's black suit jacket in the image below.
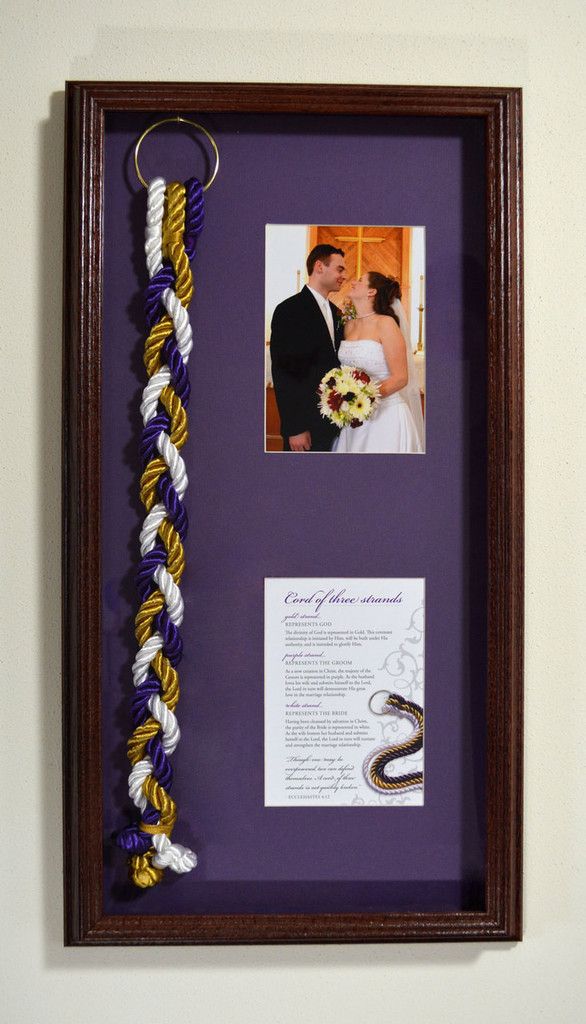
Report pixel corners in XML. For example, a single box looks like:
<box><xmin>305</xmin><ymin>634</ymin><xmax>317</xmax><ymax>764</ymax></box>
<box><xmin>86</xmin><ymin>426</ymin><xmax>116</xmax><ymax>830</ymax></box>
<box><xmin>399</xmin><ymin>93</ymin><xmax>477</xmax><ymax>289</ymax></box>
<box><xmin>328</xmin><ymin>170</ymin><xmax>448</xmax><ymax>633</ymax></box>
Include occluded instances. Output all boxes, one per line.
<box><xmin>270</xmin><ymin>285</ymin><xmax>344</xmax><ymax>451</ymax></box>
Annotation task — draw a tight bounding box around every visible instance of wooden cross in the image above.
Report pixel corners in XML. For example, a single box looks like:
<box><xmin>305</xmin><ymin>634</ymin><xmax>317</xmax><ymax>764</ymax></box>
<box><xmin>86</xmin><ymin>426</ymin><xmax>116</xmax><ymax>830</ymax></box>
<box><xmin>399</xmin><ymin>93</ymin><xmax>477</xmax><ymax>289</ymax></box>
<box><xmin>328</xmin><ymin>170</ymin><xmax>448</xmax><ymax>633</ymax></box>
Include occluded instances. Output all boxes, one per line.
<box><xmin>335</xmin><ymin>225</ymin><xmax>386</xmax><ymax>277</ymax></box>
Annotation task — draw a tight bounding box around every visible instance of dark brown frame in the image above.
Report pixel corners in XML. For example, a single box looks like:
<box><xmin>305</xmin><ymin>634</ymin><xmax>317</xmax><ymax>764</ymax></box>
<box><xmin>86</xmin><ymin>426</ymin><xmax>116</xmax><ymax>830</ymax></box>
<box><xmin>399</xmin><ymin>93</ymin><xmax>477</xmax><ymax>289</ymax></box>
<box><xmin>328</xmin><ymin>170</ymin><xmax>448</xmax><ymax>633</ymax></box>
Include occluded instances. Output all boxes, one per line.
<box><xmin>63</xmin><ymin>81</ymin><xmax>523</xmax><ymax>945</ymax></box>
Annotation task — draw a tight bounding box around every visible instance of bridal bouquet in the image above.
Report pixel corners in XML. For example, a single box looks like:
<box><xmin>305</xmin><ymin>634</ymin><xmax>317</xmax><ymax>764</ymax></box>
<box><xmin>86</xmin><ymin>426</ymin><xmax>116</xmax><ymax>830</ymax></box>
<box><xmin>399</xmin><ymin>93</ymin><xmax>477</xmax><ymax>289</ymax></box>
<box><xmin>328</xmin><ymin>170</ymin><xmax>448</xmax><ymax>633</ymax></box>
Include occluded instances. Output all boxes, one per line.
<box><xmin>318</xmin><ymin>366</ymin><xmax>381</xmax><ymax>429</ymax></box>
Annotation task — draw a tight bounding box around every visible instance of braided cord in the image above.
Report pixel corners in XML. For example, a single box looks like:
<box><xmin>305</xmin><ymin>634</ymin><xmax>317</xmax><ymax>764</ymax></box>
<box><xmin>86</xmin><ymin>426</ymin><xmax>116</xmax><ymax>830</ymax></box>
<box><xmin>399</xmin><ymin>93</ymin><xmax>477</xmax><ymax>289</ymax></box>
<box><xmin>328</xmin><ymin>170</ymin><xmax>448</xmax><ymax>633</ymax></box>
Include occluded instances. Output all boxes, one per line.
<box><xmin>116</xmin><ymin>175</ymin><xmax>204</xmax><ymax>888</ymax></box>
<box><xmin>364</xmin><ymin>693</ymin><xmax>424</xmax><ymax>793</ymax></box>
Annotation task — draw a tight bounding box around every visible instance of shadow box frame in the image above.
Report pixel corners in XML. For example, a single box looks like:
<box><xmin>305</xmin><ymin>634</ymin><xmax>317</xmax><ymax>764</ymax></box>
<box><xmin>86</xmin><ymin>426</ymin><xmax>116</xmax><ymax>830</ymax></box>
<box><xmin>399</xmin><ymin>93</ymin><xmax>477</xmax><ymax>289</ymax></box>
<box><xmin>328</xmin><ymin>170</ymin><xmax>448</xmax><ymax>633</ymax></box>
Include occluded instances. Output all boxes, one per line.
<box><xmin>62</xmin><ymin>81</ymin><xmax>523</xmax><ymax>945</ymax></box>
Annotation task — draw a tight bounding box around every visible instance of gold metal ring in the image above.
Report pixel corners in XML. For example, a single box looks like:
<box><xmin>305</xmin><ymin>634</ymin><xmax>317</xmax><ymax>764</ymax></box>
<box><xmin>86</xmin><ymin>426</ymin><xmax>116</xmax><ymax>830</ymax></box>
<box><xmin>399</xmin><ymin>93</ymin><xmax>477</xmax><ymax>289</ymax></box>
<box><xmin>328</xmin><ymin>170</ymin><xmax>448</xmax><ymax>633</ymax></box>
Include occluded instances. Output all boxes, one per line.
<box><xmin>134</xmin><ymin>116</ymin><xmax>220</xmax><ymax>191</ymax></box>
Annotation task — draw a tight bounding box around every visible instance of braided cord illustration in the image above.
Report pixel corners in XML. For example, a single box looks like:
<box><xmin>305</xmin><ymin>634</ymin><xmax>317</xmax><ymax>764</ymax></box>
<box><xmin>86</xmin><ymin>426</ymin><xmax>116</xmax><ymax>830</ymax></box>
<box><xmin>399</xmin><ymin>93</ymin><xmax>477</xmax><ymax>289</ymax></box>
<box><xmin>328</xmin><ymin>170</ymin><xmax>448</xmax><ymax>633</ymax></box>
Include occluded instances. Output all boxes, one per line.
<box><xmin>116</xmin><ymin>175</ymin><xmax>204</xmax><ymax>888</ymax></box>
<box><xmin>364</xmin><ymin>693</ymin><xmax>423</xmax><ymax>792</ymax></box>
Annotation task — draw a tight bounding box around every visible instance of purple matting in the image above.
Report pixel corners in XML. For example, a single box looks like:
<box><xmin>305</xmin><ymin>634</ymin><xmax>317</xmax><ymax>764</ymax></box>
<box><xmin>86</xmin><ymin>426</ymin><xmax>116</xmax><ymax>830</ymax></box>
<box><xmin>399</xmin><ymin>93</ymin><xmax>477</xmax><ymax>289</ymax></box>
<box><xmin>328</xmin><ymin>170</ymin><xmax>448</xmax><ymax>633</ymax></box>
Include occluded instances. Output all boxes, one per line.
<box><xmin>102</xmin><ymin>112</ymin><xmax>487</xmax><ymax>915</ymax></box>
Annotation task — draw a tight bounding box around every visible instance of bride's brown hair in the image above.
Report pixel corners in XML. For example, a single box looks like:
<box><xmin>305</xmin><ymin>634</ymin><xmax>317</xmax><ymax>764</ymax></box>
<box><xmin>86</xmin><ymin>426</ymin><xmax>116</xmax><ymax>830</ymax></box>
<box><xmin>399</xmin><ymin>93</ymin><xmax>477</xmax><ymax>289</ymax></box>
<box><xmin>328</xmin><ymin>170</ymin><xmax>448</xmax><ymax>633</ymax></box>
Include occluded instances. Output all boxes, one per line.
<box><xmin>367</xmin><ymin>272</ymin><xmax>401</xmax><ymax>327</ymax></box>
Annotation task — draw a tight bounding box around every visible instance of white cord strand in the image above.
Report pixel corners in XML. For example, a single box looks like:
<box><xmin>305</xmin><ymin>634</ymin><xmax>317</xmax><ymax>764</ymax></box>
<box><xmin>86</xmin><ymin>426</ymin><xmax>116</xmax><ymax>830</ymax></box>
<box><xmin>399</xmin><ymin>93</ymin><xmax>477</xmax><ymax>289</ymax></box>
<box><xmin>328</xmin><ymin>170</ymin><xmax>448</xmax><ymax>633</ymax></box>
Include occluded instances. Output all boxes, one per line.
<box><xmin>139</xmin><ymin>503</ymin><xmax>167</xmax><ymax>556</ymax></box>
<box><xmin>129</xmin><ymin>758</ymin><xmax>151</xmax><ymax>813</ymax></box>
<box><xmin>162</xmin><ymin>288</ymin><xmax>193</xmax><ymax>361</ymax></box>
<box><xmin>132</xmin><ymin>632</ymin><xmax>164</xmax><ymax>687</ymax></box>
<box><xmin>153</xmin><ymin>564</ymin><xmax>184</xmax><ymax>625</ymax></box>
<box><xmin>145</xmin><ymin>177</ymin><xmax>165</xmax><ymax>278</ymax></box>
<box><xmin>152</xmin><ymin>833</ymin><xmax>198</xmax><ymax>872</ymax></box>
<box><xmin>140</xmin><ymin>367</ymin><xmax>171</xmax><ymax>424</ymax></box>
<box><xmin>148</xmin><ymin>694</ymin><xmax>181</xmax><ymax>754</ymax></box>
<box><xmin>156</xmin><ymin>432</ymin><xmax>188</xmax><ymax>498</ymax></box>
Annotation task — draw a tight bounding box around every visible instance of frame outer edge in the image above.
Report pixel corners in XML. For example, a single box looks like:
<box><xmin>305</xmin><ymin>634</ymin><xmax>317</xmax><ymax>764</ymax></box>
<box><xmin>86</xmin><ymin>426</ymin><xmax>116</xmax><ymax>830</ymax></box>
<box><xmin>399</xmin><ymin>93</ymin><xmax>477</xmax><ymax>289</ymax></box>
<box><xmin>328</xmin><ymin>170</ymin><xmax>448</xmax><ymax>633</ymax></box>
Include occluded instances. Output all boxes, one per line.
<box><xmin>62</xmin><ymin>80</ymin><xmax>79</xmax><ymax>946</ymax></box>
<box><xmin>504</xmin><ymin>85</ymin><xmax>524</xmax><ymax>942</ymax></box>
<box><xmin>63</xmin><ymin>82</ymin><xmax>106</xmax><ymax>944</ymax></box>
<box><xmin>62</xmin><ymin>82</ymin><xmax>524</xmax><ymax>945</ymax></box>
<box><xmin>484</xmin><ymin>87</ymin><xmax>524</xmax><ymax>941</ymax></box>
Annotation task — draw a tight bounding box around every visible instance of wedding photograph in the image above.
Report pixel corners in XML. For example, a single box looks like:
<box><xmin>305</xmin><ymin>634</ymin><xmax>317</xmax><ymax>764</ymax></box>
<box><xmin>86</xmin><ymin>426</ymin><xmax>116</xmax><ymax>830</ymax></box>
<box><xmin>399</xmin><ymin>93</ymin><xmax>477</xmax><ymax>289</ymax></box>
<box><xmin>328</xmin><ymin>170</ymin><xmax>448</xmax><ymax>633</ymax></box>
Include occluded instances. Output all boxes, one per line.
<box><xmin>265</xmin><ymin>224</ymin><xmax>426</xmax><ymax>453</ymax></box>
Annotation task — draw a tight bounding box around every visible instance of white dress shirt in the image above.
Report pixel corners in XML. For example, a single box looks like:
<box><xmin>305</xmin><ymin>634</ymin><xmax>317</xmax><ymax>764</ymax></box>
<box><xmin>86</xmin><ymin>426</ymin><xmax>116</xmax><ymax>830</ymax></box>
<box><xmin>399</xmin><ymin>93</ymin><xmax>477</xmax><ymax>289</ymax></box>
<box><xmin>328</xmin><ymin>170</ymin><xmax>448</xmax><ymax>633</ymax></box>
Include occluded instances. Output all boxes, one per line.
<box><xmin>307</xmin><ymin>285</ymin><xmax>336</xmax><ymax>351</ymax></box>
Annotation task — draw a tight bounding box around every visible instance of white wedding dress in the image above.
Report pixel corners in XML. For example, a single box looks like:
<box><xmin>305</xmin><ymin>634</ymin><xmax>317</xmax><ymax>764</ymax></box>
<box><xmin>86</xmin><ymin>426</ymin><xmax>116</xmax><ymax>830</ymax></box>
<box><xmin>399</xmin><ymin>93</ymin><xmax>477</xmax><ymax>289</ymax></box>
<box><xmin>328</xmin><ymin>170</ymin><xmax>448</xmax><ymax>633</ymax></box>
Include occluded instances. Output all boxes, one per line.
<box><xmin>332</xmin><ymin>339</ymin><xmax>424</xmax><ymax>454</ymax></box>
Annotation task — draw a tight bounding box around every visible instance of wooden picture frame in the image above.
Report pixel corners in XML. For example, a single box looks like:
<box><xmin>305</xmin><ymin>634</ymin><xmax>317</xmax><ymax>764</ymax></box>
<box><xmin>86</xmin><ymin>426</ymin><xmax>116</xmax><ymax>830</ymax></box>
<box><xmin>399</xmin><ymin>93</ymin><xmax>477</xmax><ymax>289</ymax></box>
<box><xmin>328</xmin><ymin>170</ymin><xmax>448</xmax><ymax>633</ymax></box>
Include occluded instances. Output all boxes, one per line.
<box><xmin>63</xmin><ymin>81</ymin><xmax>523</xmax><ymax>944</ymax></box>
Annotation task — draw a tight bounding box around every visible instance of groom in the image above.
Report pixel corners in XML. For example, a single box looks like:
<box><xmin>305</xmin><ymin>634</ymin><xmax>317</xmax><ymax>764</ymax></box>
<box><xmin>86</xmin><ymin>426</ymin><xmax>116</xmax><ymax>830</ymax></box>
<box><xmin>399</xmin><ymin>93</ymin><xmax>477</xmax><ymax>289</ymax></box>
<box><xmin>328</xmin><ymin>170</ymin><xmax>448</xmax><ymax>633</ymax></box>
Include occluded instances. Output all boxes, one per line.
<box><xmin>270</xmin><ymin>244</ymin><xmax>346</xmax><ymax>451</ymax></box>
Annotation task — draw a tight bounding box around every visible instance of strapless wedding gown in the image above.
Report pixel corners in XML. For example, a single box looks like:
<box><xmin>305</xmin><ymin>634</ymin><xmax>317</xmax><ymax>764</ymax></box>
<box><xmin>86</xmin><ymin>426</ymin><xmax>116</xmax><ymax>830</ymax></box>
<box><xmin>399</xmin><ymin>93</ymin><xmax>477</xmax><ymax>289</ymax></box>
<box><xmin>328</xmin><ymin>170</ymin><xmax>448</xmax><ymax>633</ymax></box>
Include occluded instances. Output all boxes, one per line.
<box><xmin>332</xmin><ymin>340</ymin><xmax>423</xmax><ymax>454</ymax></box>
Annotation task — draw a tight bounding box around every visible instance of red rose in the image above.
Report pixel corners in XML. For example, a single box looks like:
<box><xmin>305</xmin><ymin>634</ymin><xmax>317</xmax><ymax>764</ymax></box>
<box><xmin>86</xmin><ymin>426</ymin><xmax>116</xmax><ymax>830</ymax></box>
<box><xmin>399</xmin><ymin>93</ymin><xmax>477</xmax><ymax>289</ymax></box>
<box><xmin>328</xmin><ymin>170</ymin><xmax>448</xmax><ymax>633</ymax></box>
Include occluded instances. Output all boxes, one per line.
<box><xmin>352</xmin><ymin>369</ymin><xmax>370</xmax><ymax>383</ymax></box>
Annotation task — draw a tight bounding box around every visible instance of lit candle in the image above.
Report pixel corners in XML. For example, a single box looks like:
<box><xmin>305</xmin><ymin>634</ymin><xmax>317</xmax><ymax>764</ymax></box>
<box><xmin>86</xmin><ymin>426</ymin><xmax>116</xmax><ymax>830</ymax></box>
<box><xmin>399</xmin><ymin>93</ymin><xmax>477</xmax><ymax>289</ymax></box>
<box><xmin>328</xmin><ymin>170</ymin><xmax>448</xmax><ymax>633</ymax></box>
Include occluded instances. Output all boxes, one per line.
<box><xmin>419</xmin><ymin>273</ymin><xmax>425</xmax><ymax>308</ymax></box>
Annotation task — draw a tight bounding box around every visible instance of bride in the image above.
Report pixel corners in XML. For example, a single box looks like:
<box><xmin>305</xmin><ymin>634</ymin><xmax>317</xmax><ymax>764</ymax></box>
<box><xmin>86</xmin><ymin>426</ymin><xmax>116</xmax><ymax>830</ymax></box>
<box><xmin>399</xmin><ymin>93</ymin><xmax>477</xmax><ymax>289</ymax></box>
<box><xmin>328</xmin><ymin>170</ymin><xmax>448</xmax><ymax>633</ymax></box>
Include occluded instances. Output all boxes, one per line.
<box><xmin>332</xmin><ymin>272</ymin><xmax>424</xmax><ymax>454</ymax></box>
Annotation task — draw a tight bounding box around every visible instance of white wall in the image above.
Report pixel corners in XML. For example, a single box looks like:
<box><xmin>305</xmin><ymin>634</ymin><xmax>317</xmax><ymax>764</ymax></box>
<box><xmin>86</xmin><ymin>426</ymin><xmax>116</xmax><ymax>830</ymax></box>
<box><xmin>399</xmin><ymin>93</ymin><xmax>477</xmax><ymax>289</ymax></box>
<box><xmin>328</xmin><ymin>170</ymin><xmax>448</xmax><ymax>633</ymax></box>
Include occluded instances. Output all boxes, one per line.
<box><xmin>265</xmin><ymin>224</ymin><xmax>310</xmax><ymax>338</ymax></box>
<box><xmin>265</xmin><ymin>224</ymin><xmax>310</xmax><ymax>383</ymax></box>
<box><xmin>409</xmin><ymin>226</ymin><xmax>426</xmax><ymax>351</ymax></box>
<box><xmin>1</xmin><ymin>1</ymin><xmax>584</xmax><ymax>1022</ymax></box>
